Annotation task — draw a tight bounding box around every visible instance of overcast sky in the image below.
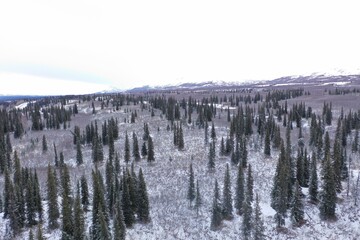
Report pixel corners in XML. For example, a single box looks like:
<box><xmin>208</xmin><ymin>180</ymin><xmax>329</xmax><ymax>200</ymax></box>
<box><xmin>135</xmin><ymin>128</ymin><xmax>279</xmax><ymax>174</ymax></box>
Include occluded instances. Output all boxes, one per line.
<box><xmin>0</xmin><ymin>0</ymin><xmax>359</xmax><ymax>95</ymax></box>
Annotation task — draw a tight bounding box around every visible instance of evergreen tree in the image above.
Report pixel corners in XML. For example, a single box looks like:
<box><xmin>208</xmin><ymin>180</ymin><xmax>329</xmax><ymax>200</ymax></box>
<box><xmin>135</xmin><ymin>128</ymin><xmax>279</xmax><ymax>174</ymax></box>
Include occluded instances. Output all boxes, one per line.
<box><xmin>42</xmin><ymin>135</ymin><xmax>48</xmax><ymax>152</ymax></box>
<box><xmin>122</xmin><ymin>173</ymin><xmax>135</xmax><ymax>227</ymax></box>
<box><xmin>195</xmin><ymin>179</ymin><xmax>202</xmax><ymax>216</ymax></box>
<box><xmin>291</xmin><ymin>180</ymin><xmax>304</xmax><ymax>226</ymax></box>
<box><xmin>333</xmin><ymin>139</ymin><xmax>343</xmax><ymax>192</ymax></box>
<box><xmin>29</xmin><ymin>229</ymin><xmax>34</xmax><ymax>240</ymax></box>
<box><xmin>36</xmin><ymin>224</ymin><xmax>44</xmax><ymax>240</ymax></box>
<box><xmin>187</xmin><ymin>163</ymin><xmax>196</xmax><ymax>207</ymax></box>
<box><xmin>220</xmin><ymin>137</ymin><xmax>225</xmax><ymax>156</ymax></box>
<box><xmin>211</xmin><ymin>122</ymin><xmax>216</xmax><ymax>140</ymax></box>
<box><xmin>242</xmin><ymin>192</ymin><xmax>252</xmax><ymax>240</ymax></box>
<box><xmin>137</xmin><ymin>168</ymin><xmax>150</xmax><ymax>223</ymax></box>
<box><xmin>309</xmin><ymin>153</ymin><xmax>318</xmax><ymax>203</ymax></box>
<box><xmin>73</xmin><ymin>190</ymin><xmax>85</xmax><ymax>240</ymax></box>
<box><xmin>91</xmin><ymin>169</ymin><xmax>109</xmax><ymax>238</ymax></box>
<box><xmin>242</xmin><ymin>138</ymin><xmax>248</xmax><ymax>168</ymax></box>
<box><xmin>124</xmin><ymin>132</ymin><xmax>130</xmax><ymax>164</ymax></box>
<box><xmin>76</xmin><ymin>139</ymin><xmax>83</xmax><ymax>165</ymax></box>
<box><xmin>247</xmin><ymin>164</ymin><xmax>254</xmax><ymax>203</ymax></box>
<box><xmin>59</xmin><ymin>152</ymin><xmax>65</xmax><ymax>167</ymax></box>
<box><xmin>47</xmin><ymin>165</ymin><xmax>59</xmax><ymax>230</ymax></box>
<box><xmin>264</xmin><ymin>128</ymin><xmax>271</xmax><ymax>156</ymax></box>
<box><xmin>141</xmin><ymin>142</ymin><xmax>147</xmax><ymax>157</ymax></box>
<box><xmin>271</xmin><ymin>141</ymin><xmax>288</xmax><ymax>227</ymax></box>
<box><xmin>352</xmin><ymin>128</ymin><xmax>359</xmax><ymax>152</ymax></box>
<box><xmin>222</xmin><ymin>163</ymin><xmax>233</xmax><ymax>220</ymax></box>
<box><xmin>208</xmin><ymin>141</ymin><xmax>216</xmax><ymax>171</ymax></box>
<box><xmin>80</xmin><ymin>175</ymin><xmax>89</xmax><ymax>211</ymax></box>
<box><xmin>147</xmin><ymin>135</ymin><xmax>155</xmax><ymax>163</ymax></box>
<box><xmin>61</xmin><ymin>165</ymin><xmax>73</xmax><ymax>239</ymax></box>
<box><xmin>54</xmin><ymin>143</ymin><xmax>58</xmax><ymax>167</ymax></box>
<box><xmin>235</xmin><ymin>163</ymin><xmax>245</xmax><ymax>215</ymax></box>
<box><xmin>319</xmin><ymin>146</ymin><xmax>337</xmax><ymax>220</ymax></box>
<box><xmin>132</xmin><ymin>132</ymin><xmax>141</xmax><ymax>161</ymax></box>
<box><xmin>210</xmin><ymin>180</ymin><xmax>222</xmax><ymax>231</ymax></box>
<box><xmin>178</xmin><ymin>124</ymin><xmax>185</xmax><ymax>150</ymax></box>
<box><xmin>253</xmin><ymin>193</ymin><xmax>265</xmax><ymax>240</ymax></box>
<box><xmin>113</xmin><ymin>198</ymin><xmax>126</xmax><ymax>240</ymax></box>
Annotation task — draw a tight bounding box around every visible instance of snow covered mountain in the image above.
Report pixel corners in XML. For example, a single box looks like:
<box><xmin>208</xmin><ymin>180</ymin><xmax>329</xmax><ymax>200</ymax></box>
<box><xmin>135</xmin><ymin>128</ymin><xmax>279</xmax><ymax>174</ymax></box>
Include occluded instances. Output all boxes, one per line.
<box><xmin>126</xmin><ymin>74</ymin><xmax>360</xmax><ymax>93</ymax></box>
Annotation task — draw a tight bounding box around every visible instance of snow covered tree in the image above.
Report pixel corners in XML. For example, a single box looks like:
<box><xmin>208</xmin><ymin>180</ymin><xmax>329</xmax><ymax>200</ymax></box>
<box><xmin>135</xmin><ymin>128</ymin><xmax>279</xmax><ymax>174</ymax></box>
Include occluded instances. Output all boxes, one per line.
<box><xmin>73</xmin><ymin>190</ymin><xmax>85</xmax><ymax>240</ymax></box>
<box><xmin>137</xmin><ymin>168</ymin><xmax>150</xmax><ymax>223</ymax></box>
<box><xmin>42</xmin><ymin>135</ymin><xmax>47</xmax><ymax>152</ymax></box>
<box><xmin>319</xmin><ymin>145</ymin><xmax>337</xmax><ymax>220</ymax></box>
<box><xmin>195</xmin><ymin>179</ymin><xmax>202</xmax><ymax>216</ymax></box>
<box><xmin>47</xmin><ymin>165</ymin><xmax>59</xmax><ymax>230</ymax></box>
<box><xmin>122</xmin><ymin>173</ymin><xmax>135</xmax><ymax>227</ymax></box>
<box><xmin>291</xmin><ymin>180</ymin><xmax>304</xmax><ymax>226</ymax></box>
<box><xmin>264</xmin><ymin>127</ymin><xmax>271</xmax><ymax>156</ymax></box>
<box><xmin>253</xmin><ymin>193</ymin><xmax>265</xmax><ymax>240</ymax></box>
<box><xmin>271</xmin><ymin>141</ymin><xmax>288</xmax><ymax>227</ymax></box>
<box><xmin>210</xmin><ymin>179</ymin><xmax>222</xmax><ymax>231</ymax></box>
<box><xmin>80</xmin><ymin>175</ymin><xmax>89</xmax><ymax>211</ymax></box>
<box><xmin>211</xmin><ymin>122</ymin><xmax>216</xmax><ymax>141</ymax></box>
<box><xmin>124</xmin><ymin>132</ymin><xmax>130</xmax><ymax>164</ymax></box>
<box><xmin>208</xmin><ymin>141</ymin><xmax>216</xmax><ymax>171</ymax></box>
<box><xmin>76</xmin><ymin>138</ymin><xmax>83</xmax><ymax>165</ymax></box>
<box><xmin>147</xmin><ymin>135</ymin><xmax>155</xmax><ymax>163</ymax></box>
<box><xmin>187</xmin><ymin>163</ymin><xmax>195</xmax><ymax>207</ymax></box>
<box><xmin>141</xmin><ymin>142</ymin><xmax>147</xmax><ymax>157</ymax></box>
<box><xmin>132</xmin><ymin>132</ymin><xmax>141</xmax><ymax>161</ymax></box>
<box><xmin>309</xmin><ymin>153</ymin><xmax>318</xmax><ymax>203</ymax></box>
<box><xmin>247</xmin><ymin>164</ymin><xmax>254</xmax><ymax>203</ymax></box>
<box><xmin>242</xmin><ymin>192</ymin><xmax>252</xmax><ymax>240</ymax></box>
<box><xmin>222</xmin><ymin>163</ymin><xmax>233</xmax><ymax>220</ymax></box>
<box><xmin>235</xmin><ymin>163</ymin><xmax>245</xmax><ymax>215</ymax></box>
<box><xmin>113</xmin><ymin>198</ymin><xmax>126</xmax><ymax>240</ymax></box>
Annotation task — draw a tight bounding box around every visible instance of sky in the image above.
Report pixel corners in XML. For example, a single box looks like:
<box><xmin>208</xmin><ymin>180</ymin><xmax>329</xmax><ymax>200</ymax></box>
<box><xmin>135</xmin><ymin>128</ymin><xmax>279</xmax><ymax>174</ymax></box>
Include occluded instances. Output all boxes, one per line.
<box><xmin>0</xmin><ymin>0</ymin><xmax>360</xmax><ymax>95</ymax></box>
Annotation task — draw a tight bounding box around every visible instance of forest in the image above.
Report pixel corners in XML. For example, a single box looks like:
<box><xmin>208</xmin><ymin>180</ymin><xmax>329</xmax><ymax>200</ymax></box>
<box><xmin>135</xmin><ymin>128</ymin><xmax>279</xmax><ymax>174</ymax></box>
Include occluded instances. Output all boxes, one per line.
<box><xmin>0</xmin><ymin>84</ymin><xmax>360</xmax><ymax>239</ymax></box>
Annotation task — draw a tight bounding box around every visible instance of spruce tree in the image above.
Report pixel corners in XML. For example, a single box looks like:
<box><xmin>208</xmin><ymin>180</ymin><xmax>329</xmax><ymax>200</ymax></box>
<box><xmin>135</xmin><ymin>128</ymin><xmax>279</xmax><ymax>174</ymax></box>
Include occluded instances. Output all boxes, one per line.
<box><xmin>211</xmin><ymin>122</ymin><xmax>216</xmax><ymax>141</ymax></box>
<box><xmin>178</xmin><ymin>124</ymin><xmax>185</xmax><ymax>150</ymax></box>
<box><xmin>42</xmin><ymin>135</ymin><xmax>47</xmax><ymax>152</ymax></box>
<box><xmin>247</xmin><ymin>164</ymin><xmax>254</xmax><ymax>203</ymax></box>
<box><xmin>235</xmin><ymin>163</ymin><xmax>245</xmax><ymax>215</ymax></box>
<box><xmin>187</xmin><ymin>163</ymin><xmax>195</xmax><ymax>207</ymax></box>
<box><xmin>137</xmin><ymin>168</ymin><xmax>150</xmax><ymax>223</ymax></box>
<box><xmin>271</xmin><ymin>141</ymin><xmax>288</xmax><ymax>227</ymax></box>
<box><xmin>76</xmin><ymin>139</ymin><xmax>83</xmax><ymax>165</ymax></box>
<box><xmin>36</xmin><ymin>224</ymin><xmax>44</xmax><ymax>240</ymax></box>
<box><xmin>113</xmin><ymin>198</ymin><xmax>126</xmax><ymax>240</ymax></box>
<box><xmin>222</xmin><ymin>163</ymin><xmax>233</xmax><ymax>220</ymax></box>
<box><xmin>210</xmin><ymin>180</ymin><xmax>222</xmax><ymax>231</ymax></box>
<box><xmin>92</xmin><ymin>169</ymin><xmax>109</xmax><ymax>238</ymax></box>
<box><xmin>291</xmin><ymin>180</ymin><xmax>304</xmax><ymax>226</ymax></box>
<box><xmin>242</xmin><ymin>192</ymin><xmax>252</xmax><ymax>240</ymax></box>
<box><xmin>124</xmin><ymin>132</ymin><xmax>130</xmax><ymax>164</ymax></box>
<box><xmin>264</xmin><ymin>128</ymin><xmax>271</xmax><ymax>156</ymax></box>
<box><xmin>195</xmin><ymin>179</ymin><xmax>202</xmax><ymax>216</ymax></box>
<box><xmin>253</xmin><ymin>193</ymin><xmax>265</xmax><ymax>240</ymax></box>
<box><xmin>319</xmin><ymin>146</ymin><xmax>337</xmax><ymax>220</ymax></box>
<box><xmin>122</xmin><ymin>174</ymin><xmax>135</xmax><ymax>227</ymax></box>
<box><xmin>309</xmin><ymin>153</ymin><xmax>318</xmax><ymax>203</ymax></box>
<box><xmin>47</xmin><ymin>165</ymin><xmax>59</xmax><ymax>230</ymax></box>
<box><xmin>147</xmin><ymin>135</ymin><xmax>155</xmax><ymax>163</ymax></box>
<box><xmin>80</xmin><ymin>175</ymin><xmax>89</xmax><ymax>211</ymax></box>
<box><xmin>132</xmin><ymin>132</ymin><xmax>141</xmax><ymax>161</ymax></box>
<box><xmin>141</xmin><ymin>142</ymin><xmax>147</xmax><ymax>157</ymax></box>
<box><xmin>54</xmin><ymin>143</ymin><xmax>58</xmax><ymax>167</ymax></box>
<box><xmin>61</xmin><ymin>165</ymin><xmax>73</xmax><ymax>239</ymax></box>
<box><xmin>208</xmin><ymin>141</ymin><xmax>216</xmax><ymax>171</ymax></box>
<box><xmin>73</xmin><ymin>190</ymin><xmax>85</xmax><ymax>240</ymax></box>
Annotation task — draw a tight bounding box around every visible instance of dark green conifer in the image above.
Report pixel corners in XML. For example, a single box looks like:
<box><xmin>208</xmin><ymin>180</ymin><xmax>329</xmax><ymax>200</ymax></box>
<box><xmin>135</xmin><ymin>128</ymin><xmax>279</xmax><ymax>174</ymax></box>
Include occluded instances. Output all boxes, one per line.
<box><xmin>147</xmin><ymin>135</ymin><xmax>155</xmax><ymax>163</ymax></box>
<box><xmin>137</xmin><ymin>168</ymin><xmax>150</xmax><ymax>223</ymax></box>
<box><xmin>187</xmin><ymin>163</ymin><xmax>195</xmax><ymax>206</ymax></box>
<box><xmin>291</xmin><ymin>180</ymin><xmax>304</xmax><ymax>226</ymax></box>
<box><xmin>222</xmin><ymin>163</ymin><xmax>233</xmax><ymax>220</ymax></box>
<box><xmin>47</xmin><ymin>165</ymin><xmax>59</xmax><ymax>229</ymax></box>
<box><xmin>253</xmin><ymin>193</ymin><xmax>265</xmax><ymax>240</ymax></box>
<box><xmin>210</xmin><ymin>180</ymin><xmax>222</xmax><ymax>231</ymax></box>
